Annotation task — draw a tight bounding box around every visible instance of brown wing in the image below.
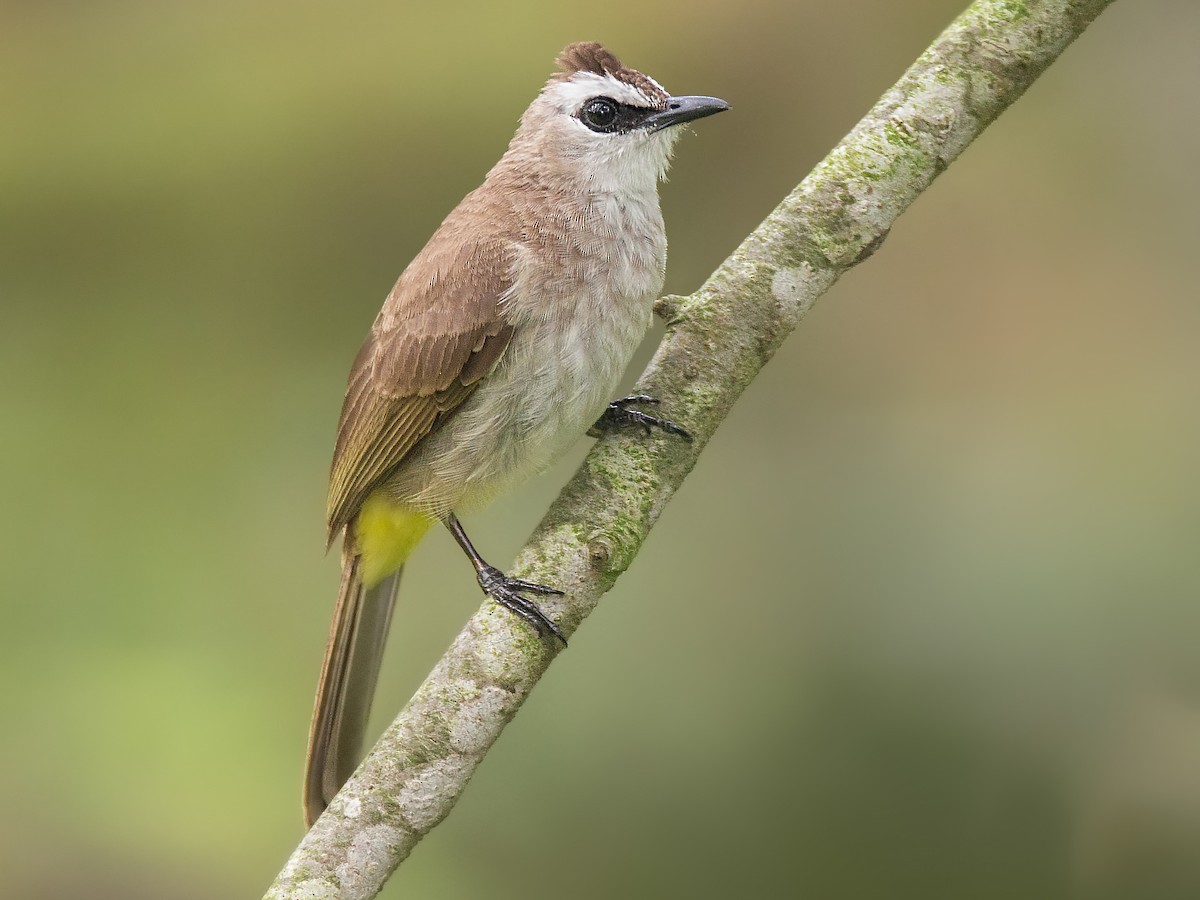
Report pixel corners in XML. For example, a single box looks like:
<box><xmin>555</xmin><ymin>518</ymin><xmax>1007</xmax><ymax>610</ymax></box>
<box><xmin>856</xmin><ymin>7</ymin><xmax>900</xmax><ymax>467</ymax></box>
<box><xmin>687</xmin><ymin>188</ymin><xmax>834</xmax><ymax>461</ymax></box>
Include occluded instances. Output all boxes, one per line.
<box><xmin>326</xmin><ymin>232</ymin><xmax>515</xmax><ymax>539</ymax></box>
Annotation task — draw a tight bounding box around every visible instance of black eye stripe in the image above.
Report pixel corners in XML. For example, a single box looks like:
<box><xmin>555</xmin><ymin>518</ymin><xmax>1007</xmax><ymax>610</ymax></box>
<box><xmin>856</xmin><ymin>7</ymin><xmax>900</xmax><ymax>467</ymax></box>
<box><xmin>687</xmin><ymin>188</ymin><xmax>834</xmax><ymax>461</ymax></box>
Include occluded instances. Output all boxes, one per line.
<box><xmin>577</xmin><ymin>96</ymin><xmax>656</xmax><ymax>134</ymax></box>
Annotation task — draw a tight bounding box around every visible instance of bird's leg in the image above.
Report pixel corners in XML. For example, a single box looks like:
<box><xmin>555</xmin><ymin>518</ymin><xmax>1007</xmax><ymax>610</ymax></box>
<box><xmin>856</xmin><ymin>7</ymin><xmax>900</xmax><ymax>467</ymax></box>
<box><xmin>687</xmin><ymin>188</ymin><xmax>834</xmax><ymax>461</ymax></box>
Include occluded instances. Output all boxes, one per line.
<box><xmin>589</xmin><ymin>394</ymin><xmax>693</xmax><ymax>442</ymax></box>
<box><xmin>445</xmin><ymin>513</ymin><xmax>567</xmax><ymax>644</ymax></box>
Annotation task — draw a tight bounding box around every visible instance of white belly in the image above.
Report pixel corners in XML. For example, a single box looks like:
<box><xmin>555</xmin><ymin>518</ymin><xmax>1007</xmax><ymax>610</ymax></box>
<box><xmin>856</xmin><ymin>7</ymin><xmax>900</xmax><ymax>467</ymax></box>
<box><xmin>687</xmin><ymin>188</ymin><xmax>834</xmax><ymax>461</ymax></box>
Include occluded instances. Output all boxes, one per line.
<box><xmin>387</xmin><ymin>291</ymin><xmax>652</xmax><ymax>516</ymax></box>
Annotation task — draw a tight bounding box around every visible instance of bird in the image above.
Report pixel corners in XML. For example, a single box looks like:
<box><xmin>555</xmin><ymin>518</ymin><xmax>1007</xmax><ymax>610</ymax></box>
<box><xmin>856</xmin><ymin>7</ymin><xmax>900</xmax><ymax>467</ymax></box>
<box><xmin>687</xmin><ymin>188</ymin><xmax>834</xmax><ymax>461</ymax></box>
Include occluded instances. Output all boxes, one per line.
<box><xmin>304</xmin><ymin>41</ymin><xmax>728</xmax><ymax>828</ymax></box>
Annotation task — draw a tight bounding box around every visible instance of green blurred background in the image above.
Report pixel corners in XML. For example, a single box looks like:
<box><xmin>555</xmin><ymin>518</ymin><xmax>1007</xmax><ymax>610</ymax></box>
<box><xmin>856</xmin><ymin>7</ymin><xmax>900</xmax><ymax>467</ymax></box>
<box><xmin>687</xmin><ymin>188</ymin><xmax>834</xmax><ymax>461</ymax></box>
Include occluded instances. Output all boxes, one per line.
<box><xmin>3</xmin><ymin>1</ymin><xmax>1199</xmax><ymax>897</ymax></box>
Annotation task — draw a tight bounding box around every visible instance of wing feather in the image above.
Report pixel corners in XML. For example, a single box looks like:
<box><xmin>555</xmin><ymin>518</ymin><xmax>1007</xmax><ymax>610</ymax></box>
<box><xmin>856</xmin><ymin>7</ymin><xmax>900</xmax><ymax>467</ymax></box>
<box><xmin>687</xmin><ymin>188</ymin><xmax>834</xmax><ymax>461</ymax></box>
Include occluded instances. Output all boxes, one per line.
<box><xmin>326</xmin><ymin>229</ymin><xmax>516</xmax><ymax>540</ymax></box>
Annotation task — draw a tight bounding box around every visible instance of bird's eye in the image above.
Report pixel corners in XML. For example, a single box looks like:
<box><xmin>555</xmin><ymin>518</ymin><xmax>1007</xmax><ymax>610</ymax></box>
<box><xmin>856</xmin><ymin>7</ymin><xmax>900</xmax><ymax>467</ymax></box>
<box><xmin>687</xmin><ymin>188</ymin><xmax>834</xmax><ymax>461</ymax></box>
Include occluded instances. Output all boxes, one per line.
<box><xmin>581</xmin><ymin>98</ymin><xmax>618</xmax><ymax>131</ymax></box>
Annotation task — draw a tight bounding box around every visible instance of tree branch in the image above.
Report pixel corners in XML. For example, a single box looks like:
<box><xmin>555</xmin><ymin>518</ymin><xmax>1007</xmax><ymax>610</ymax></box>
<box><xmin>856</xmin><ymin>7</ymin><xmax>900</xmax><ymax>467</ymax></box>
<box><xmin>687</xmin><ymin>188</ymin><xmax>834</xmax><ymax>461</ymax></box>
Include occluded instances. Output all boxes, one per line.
<box><xmin>266</xmin><ymin>1</ymin><xmax>1116</xmax><ymax>896</ymax></box>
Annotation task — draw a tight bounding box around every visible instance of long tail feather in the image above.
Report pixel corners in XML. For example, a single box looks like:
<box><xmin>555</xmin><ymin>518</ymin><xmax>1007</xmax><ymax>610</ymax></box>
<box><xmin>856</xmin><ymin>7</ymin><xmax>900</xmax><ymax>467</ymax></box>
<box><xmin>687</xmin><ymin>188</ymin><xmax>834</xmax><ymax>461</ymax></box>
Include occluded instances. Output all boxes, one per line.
<box><xmin>303</xmin><ymin>547</ymin><xmax>401</xmax><ymax>828</ymax></box>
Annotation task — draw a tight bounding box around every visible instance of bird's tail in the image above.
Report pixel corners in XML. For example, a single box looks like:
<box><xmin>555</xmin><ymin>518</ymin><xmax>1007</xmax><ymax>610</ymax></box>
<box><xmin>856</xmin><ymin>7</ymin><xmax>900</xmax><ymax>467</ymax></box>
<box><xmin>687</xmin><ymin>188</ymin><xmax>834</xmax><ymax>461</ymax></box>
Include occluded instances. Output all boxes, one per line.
<box><xmin>303</xmin><ymin>544</ymin><xmax>402</xmax><ymax>828</ymax></box>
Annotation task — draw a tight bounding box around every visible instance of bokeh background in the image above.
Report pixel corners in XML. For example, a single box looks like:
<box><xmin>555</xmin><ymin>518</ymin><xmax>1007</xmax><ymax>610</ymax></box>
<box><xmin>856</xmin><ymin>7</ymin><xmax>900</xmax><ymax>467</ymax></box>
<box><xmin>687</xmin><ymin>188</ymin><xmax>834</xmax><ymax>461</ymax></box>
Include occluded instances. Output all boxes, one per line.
<box><xmin>3</xmin><ymin>1</ymin><xmax>1199</xmax><ymax>897</ymax></box>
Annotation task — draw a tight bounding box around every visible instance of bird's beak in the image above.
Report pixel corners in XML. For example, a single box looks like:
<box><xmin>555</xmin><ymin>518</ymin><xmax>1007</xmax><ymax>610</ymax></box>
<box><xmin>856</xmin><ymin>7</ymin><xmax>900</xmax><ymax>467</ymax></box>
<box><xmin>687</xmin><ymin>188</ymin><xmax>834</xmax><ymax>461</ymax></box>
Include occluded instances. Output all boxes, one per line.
<box><xmin>643</xmin><ymin>95</ymin><xmax>730</xmax><ymax>132</ymax></box>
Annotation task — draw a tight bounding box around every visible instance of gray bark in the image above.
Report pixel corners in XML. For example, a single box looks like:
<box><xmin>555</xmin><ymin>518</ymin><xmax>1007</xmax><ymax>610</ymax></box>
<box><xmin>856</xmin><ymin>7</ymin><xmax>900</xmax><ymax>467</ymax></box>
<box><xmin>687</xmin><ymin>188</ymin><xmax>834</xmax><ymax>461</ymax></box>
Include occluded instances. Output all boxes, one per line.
<box><xmin>265</xmin><ymin>1</ymin><xmax>1117</xmax><ymax>896</ymax></box>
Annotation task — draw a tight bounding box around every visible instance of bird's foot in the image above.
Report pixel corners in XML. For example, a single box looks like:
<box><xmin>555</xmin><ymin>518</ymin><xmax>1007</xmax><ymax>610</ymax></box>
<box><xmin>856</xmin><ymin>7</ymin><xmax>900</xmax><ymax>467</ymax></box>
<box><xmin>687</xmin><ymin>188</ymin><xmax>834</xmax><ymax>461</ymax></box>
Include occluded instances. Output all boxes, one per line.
<box><xmin>477</xmin><ymin>565</ymin><xmax>567</xmax><ymax>644</ymax></box>
<box><xmin>590</xmin><ymin>394</ymin><xmax>693</xmax><ymax>442</ymax></box>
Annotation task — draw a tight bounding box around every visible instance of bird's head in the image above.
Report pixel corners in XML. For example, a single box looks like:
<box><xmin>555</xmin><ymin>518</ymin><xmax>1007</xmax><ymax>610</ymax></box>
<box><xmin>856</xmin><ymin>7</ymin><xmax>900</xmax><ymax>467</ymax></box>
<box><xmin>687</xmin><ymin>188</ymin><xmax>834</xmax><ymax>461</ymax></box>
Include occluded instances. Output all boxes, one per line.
<box><xmin>508</xmin><ymin>42</ymin><xmax>728</xmax><ymax>193</ymax></box>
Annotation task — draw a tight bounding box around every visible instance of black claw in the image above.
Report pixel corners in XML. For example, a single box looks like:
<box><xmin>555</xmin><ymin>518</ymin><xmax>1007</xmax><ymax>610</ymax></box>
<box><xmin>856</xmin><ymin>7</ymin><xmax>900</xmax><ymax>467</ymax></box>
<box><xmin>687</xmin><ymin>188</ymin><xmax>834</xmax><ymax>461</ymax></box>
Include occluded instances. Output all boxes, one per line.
<box><xmin>501</xmin><ymin>577</ymin><xmax>564</xmax><ymax>596</ymax></box>
<box><xmin>592</xmin><ymin>394</ymin><xmax>694</xmax><ymax>443</ymax></box>
<box><xmin>478</xmin><ymin>565</ymin><xmax>567</xmax><ymax>644</ymax></box>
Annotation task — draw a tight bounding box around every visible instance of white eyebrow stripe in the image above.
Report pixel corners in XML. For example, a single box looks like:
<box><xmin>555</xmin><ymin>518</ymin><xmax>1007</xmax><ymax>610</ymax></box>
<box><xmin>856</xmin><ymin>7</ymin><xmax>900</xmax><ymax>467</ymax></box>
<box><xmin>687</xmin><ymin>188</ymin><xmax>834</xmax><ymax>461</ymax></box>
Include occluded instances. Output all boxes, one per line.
<box><xmin>640</xmin><ymin>74</ymin><xmax>668</xmax><ymax>97</ymax></box>
<box><xmin>545</xmin><ymin>72</ymin><xmax>662</xmax><ymax>113</ymax></box>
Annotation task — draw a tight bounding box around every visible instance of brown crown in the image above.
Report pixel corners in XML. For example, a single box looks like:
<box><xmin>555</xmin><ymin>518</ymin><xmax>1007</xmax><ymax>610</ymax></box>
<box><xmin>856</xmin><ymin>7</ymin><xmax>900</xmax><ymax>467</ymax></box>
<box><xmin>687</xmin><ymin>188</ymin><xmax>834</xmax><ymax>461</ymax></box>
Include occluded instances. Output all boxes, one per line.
<box><xmin>553</xmin><ymin>42</ymin><xmax>669</xmax><ymax>107</ymax></box>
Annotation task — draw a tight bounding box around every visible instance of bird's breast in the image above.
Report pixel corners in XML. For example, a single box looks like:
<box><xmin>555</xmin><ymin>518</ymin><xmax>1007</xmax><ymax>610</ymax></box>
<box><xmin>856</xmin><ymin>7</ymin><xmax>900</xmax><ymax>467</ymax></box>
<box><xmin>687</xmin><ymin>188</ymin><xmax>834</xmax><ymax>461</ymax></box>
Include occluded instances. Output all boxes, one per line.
<box><xmin>388</xmin><ymin>189</ymin><xmax>667</xmax><ymax>515</ymax></box>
